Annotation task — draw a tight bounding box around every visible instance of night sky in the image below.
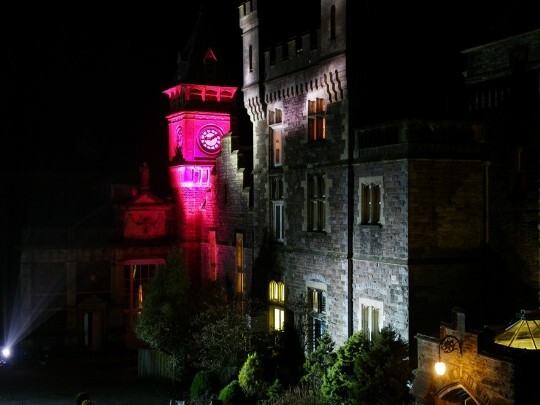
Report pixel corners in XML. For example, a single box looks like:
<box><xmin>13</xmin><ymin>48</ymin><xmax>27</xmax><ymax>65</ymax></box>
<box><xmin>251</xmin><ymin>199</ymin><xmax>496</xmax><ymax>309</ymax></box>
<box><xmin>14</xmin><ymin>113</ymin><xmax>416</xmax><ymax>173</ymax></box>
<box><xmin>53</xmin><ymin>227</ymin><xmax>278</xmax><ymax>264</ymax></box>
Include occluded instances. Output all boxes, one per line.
<box><xmin>1</xmin><ymin>1</ymin><xmax>536</xmax><ymax>176</ymax></box>
<box><xmin>0</xmin><ymin>1</ymin><xmax>538</xmax><ymax>274</ymax></box>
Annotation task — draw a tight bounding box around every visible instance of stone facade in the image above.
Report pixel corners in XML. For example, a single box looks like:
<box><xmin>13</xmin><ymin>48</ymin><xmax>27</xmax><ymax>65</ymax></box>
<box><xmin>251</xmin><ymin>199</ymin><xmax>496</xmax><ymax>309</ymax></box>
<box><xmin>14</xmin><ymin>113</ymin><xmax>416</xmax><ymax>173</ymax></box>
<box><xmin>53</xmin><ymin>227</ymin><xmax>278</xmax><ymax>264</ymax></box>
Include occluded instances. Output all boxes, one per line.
<box><xmin>412</xmin><ymin>310</ymin><xmax>515</xmax><ymax>404</ymax></box>
<box><xmin>239</xmin><ymin>0</ymin><xmax>498</xmax><ymax>351</ymax></box>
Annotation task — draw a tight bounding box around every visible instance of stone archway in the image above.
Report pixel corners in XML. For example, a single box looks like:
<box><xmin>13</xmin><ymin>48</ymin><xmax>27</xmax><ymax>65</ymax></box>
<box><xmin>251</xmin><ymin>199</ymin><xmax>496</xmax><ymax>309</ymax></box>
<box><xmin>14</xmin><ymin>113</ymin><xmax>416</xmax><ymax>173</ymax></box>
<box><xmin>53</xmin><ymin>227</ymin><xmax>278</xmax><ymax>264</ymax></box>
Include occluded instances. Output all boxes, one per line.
<box><xmin>436</xmin><ymin>382</ymin><xmax>480</xmax><ymax>405</ymax></box>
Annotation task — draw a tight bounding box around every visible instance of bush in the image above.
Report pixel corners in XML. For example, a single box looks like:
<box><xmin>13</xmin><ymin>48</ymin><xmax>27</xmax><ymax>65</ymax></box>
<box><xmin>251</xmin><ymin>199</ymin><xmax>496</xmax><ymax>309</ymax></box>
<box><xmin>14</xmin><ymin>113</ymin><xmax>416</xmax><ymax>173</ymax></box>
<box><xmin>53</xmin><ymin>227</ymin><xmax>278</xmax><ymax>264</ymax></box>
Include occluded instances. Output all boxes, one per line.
<box><xmin>301</xmin><ymin>333</ymin><xmax>337</xmax><ymax>394</ymax></box>
<box><xmin>353</xmin><ymin>326</ymin><xmax>413</xmax><ymax>405</ymax></box>
<box><xmin>238</xmin><ymin>352</ymin><xmax>266</xmax><ymax>398</ymax></box>
<box><xmin>263</xmin><ymin>384</ymin><xmax>317</xmax><ymax>405</ymax></box>
<box><xmin>190</xmin><ymin>370</ymin><xmax>219</xmax><ymax>399</ymax></box>
<box><xmin>320</xmin><ymin>331</ymin><xmax>369</xmax><ymax>403</ymax></box>
<box><xmin>218</xmin><ymin>379</ymin><xmax>246</xmax><ymax>404</ymax></box>
<box><xmin>265</xmin><ymin>378</ymin><xmax>284</xmax><ymax>402</ymax></box>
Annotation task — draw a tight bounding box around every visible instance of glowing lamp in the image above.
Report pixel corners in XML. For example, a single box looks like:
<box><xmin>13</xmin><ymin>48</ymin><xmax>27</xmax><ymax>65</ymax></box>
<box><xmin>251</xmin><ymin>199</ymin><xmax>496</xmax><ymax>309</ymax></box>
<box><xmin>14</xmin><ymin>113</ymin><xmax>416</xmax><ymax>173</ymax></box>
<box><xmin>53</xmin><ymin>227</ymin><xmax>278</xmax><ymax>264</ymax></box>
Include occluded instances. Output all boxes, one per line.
<box><xmin>434</xmin><ymin>335</ymin><xmax>462</xmax><ymax>376</ymax></box>
<box><xmin>434</xmin><ymin>360</ymin><xmax>446</xmax><ymax>375</ymax></box>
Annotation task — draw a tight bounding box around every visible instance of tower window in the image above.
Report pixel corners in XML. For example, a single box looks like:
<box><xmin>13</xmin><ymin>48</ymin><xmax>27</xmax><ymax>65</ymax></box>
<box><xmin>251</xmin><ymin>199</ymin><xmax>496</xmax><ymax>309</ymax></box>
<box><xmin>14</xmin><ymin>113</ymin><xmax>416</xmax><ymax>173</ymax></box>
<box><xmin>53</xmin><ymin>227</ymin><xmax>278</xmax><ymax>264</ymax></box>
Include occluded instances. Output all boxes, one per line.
<box><xmin>209</xmin><ymin>230</ymin><xmax>217</xmax><ymax>281</ymax></box>
<box><xmin>236</xmin><ymin>232</ymin><xmax>244</xmax><ymax>295</ymax></box>
<box><xmin>307</xmin><ymin>173</ymin><xmax>326</xmax><ymax>232</ymax></box>
<box><xmin>360</xmin><ymin>179</ymin><xmax>383</xmax><ymax>225</ymax></box>
<box><xmin>269</xmin><ymin>108</ymin><xmax>283</xmax><ymax>167</ymax></box>
<box><xmin>308</xmin><ymin>98</ymin><xmax>326</xmax><ymax>141</ymax></box>
<box><xmin>271</xmin><ymin>176</ymin><xmax>284</xmax><ymax>242</ymax></box>
<box><xmin>271</xmin><ymin>128</ymin><xmax>282</xmax><ymax>166</ymax></box>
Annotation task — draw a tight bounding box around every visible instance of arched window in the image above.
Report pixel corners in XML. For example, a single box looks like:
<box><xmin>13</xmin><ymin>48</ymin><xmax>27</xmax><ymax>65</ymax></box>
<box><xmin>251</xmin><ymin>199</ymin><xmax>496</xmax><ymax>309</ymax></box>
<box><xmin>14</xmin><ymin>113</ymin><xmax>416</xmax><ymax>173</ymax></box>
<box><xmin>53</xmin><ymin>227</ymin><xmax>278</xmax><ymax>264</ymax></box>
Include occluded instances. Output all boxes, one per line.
<box><xmin>269</xmin><ymin>280</ymin><xmax>285</xmax><ymax>330</ymax></box>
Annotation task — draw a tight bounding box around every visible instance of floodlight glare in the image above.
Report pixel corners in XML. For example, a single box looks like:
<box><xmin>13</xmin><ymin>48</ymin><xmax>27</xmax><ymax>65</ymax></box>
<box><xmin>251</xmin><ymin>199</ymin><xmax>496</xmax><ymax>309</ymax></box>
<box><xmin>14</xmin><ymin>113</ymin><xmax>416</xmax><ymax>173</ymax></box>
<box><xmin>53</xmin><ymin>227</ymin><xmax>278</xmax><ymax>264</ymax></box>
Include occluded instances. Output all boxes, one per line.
<box><xmin>1</xmin><ymin>346</ymin><xmax>11</xmax><ymax>358</ymax></box>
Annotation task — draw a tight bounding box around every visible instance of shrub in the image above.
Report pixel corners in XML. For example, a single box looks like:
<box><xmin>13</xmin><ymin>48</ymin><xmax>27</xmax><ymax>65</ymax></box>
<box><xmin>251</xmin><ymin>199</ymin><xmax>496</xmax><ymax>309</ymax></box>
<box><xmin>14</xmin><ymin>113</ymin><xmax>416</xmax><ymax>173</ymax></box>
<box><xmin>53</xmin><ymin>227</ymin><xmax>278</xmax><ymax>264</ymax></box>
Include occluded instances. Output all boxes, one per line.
<box><xmin>238</xmin><ymin>352</ymin><xmax>266</xmax><ymax>398</ymax></box>
<box><xmin>265</xmin><ymin>378</ymin><xmax>283</xmax><ymax>402</ymax></box>
<box><xmin>190</xmin><ymin>370</ymin><xmax>218</xmax><ymax>399</ymax></box>
<box><xmin>320</xmin><ymin>330</ymin><xmax>369</xmax><ymax>403</ymax></box>
<box><xmin>218</xmin><ymin>379</ymin><xmax>246</xmax><ymax>404</ymax></box>
<box><xmin>264</xmin><ymin>384</ymin><xmax>317</xmax><ymax>405</ymax></box>
<box><xmin>353</xmin><ymin>326</ymin><xmax>413</xmax><ymax>405</ymax></box>
<box><xmin>301</xmin><ymin>333</ymin><xmax>337</xmax><ymax>394</ymax></box>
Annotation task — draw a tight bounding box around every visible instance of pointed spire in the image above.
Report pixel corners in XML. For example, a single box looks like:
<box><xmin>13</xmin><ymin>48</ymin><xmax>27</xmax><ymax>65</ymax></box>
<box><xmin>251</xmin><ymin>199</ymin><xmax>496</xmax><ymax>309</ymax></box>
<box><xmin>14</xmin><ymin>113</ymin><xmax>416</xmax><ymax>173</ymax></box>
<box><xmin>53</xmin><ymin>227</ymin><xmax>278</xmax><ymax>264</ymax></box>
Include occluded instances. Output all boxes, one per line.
<box><xmin>173</xmin><ymin>4</ymin><xmax>235</xmax><ymax>86</ymax></box>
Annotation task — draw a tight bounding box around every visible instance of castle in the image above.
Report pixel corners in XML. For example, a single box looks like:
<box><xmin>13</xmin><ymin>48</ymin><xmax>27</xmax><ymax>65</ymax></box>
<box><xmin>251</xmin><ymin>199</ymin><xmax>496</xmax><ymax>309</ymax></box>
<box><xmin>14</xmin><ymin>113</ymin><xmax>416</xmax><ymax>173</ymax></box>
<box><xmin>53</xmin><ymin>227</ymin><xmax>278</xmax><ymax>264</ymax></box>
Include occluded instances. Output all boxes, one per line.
<box><xmin>11</xmin><ymin>0</ymin><xmax>539</xmax><ymax>401</ymax></box>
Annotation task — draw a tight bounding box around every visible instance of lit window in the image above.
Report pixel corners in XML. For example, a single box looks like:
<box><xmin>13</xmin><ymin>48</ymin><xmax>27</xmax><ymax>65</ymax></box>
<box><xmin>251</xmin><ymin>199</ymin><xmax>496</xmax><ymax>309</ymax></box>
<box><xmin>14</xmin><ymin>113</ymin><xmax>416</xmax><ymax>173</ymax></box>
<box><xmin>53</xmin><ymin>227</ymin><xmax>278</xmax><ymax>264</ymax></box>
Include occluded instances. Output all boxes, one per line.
<box><xmin>271</xmin><ymin>176</ymin><xmax>284</xmax><ymax>241</ymax></box>
<box><xmin>209</xmin><ymin>230</ymin><xmax>217</xmax><ymax>281</ymax></box>
<box><xmin>179</xmin><ymin>165</ymin><xmax>212</xmax><ymax>187</ymax></box>
<box><xmin>269</xmin><ymin>280</ymin><xmax>285</xmax><ymax>331</ymax></box>
<box><xmin>360</xmin><ymin>180</ymin><xmax>382</xmax><ymax>225</ymax></box>
<box><xmin>236</xmin><ymin>232</ymin><xmax>244</xmax><ymax>295</ymax></box>
<box><xmin>269</xmin><ymin>108</ymin><xmax>283</xmax><ymax>167</ymax></box>
<box><xmin>359</xmin><ymin>299</ymin><xmax>383</xmax><ymax>341</ymax></box>
<box><xmin>307</xmin><ymin>173</ymin><xmax>326</xmax><ymax>232</ymax></box>
<box><xmin>308</xmin><ymin>286</ymin><xmax>327</xmax><ymax>351</ymax></box>
<box><xmin>272</xmin><ymin>128</ymin><xmax>282</xmax><ymax>166</ymax></box>
<box><xmin>308</xmin><ymin>98</ymin><xmax>326</xmax><ymax>141</ymax></box>
<box><xmin>123</xmin><ymin>260</ymin><xmax>163</xmax><ymax>328</ymax></box>
<box><xmin>236</xmin><ymin>232</ymin><xmax>244</xmax><ymax>272</ymax></box>
<box><xmin>236</xmin><ymin>271</ymin><xmax>244</xmax><ymax>295</ymax></box>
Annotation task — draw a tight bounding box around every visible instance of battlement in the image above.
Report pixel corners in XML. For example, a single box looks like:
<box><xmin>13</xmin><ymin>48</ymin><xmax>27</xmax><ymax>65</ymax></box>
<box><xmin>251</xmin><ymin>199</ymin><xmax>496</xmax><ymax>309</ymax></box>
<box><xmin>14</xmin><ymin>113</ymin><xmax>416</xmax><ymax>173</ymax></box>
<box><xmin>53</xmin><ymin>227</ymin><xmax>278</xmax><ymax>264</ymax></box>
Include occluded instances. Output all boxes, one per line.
<box><xmin>264</xmin><ymin>30</ymin><xmax>321</xmax><ymax>81</ymax></box>
<box><xmin>238</xmin><ymin>0</ymin><xmax>257</xmax><ymax>26</ymax></box>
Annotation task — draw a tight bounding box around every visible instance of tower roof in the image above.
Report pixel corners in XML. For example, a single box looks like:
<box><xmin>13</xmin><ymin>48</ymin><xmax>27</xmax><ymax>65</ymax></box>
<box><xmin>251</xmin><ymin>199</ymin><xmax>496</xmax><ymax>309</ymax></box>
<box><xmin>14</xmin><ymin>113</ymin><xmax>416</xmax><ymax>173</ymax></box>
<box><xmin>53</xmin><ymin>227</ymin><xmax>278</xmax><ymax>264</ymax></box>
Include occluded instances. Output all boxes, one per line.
<box><xmin>174</xmin><ymin>5</ymin><xmax>237</xmax><ymax>86</ymax></box>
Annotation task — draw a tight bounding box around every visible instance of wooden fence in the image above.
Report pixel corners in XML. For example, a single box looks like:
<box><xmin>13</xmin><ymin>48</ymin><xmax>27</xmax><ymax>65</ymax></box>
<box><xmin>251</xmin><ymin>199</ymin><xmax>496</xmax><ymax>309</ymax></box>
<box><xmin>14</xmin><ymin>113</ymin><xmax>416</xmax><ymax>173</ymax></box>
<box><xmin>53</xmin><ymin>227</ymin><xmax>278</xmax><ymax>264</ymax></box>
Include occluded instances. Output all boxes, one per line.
<box><xmin>138</xmin><ymin>348</ymin><xmax>174</xmax><ymax>380</ymax></box>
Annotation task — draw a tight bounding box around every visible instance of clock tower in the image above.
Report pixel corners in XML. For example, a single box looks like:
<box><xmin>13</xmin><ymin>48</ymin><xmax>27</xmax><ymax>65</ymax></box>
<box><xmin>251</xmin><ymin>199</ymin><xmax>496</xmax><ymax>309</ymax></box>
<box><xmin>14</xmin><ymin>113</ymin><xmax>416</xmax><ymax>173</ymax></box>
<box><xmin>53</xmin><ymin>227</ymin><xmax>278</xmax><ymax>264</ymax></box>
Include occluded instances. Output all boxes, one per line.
<box><xmin>163</xmin><ymin>10</ymin><xmax>239</xmax><ymax>286</ymax></box>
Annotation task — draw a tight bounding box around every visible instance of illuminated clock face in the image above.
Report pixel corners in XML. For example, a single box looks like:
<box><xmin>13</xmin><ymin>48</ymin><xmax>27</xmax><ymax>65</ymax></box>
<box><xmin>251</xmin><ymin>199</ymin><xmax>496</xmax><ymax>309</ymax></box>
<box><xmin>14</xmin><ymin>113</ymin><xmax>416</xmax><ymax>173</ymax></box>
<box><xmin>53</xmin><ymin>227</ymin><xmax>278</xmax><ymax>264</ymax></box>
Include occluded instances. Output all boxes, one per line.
<box><xmin>198</xmin><ymin>126</ymin><xmax>223</xmax><ymax>154</ymax></box>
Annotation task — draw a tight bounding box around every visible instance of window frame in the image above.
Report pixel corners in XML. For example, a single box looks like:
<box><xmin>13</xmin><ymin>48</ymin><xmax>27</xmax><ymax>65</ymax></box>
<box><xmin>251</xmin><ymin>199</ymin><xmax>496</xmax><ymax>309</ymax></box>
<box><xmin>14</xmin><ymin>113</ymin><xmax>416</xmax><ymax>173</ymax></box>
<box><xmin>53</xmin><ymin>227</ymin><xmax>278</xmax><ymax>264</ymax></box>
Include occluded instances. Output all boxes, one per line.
<box><xmin>307</xmin><ymin>283</ymin><xmax>327</xmax><ymax>351</ymax></box>
<box><xmin>308</xmin><ymin>98</ymin><xmax>326</xmax><ymax>141</ymax></box>
<box><xmin>307</xmin><ymin>173</ymin><xmax>326</xmax><ymax>232</ymax></box>
<box><xmin>359</xmin><ymin>298</ymin><xmax>383</xmax><ymax>341</ymax></box>
<box><xmin>271</xmin><ymin>176</ymin><xmax>284</xmax><ymax>241</ymax></box>
<box><xmin>123</xmin><ymin>259</ymin><xmax>165</xmax><ymax>330</ymax></box>
<box><xmin>269</xmin><ymin>108</ymin><xmax>283</xmax><ymax>167</ymax></box>
<box><xmin>269</xmin><ymin>280</ymin><xmax>286</xmax><ymax>331</ymax></box>
<box><xmin>236</xmin><ymin>232</ymin><xmax>244</xmax><ymax>294</ymax></box>
<box><xmin>209</xmin><ymin>229</ymin><xmax>217</xmax><ymax>280</ymax></box>
<box><xmin>359</xmin><ymin>176</ymin><xmax>384</xmax><ymax>226</ymax></box>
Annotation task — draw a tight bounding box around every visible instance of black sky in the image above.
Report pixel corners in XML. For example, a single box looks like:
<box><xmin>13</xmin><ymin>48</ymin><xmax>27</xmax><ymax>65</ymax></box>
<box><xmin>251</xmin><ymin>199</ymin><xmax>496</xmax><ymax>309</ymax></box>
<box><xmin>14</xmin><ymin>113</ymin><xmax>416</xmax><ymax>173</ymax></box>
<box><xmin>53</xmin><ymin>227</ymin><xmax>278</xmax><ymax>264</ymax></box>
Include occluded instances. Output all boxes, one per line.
<box><xmin>1</xmin><ymin>1</ymin><xmax>537</xmax><ymax>176</ymax></box>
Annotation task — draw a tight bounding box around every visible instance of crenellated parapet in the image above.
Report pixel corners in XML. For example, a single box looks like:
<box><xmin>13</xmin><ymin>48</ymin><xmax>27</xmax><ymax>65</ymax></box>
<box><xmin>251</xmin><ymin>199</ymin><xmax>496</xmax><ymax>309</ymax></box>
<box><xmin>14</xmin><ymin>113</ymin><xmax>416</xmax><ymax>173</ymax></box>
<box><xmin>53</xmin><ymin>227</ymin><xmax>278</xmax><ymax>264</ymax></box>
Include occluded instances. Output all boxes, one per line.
<box><xmin>238</xmin><ymin>0</ymin><xmax>257</xmax><ymax>21</ymax></box>
<box><xmin>242</xmin><ymin>85</ymin><xmax>266</xmax><ymax>122</ymax></box>
<box><xmin>264</xmin><ymin>30</ymin><xmax>321</xmax><ymax>82</ymax></box>
<box><xmin>264</xmin><ymin>54</ymin><xmax>347</xmax><ymax>104</ymax></box>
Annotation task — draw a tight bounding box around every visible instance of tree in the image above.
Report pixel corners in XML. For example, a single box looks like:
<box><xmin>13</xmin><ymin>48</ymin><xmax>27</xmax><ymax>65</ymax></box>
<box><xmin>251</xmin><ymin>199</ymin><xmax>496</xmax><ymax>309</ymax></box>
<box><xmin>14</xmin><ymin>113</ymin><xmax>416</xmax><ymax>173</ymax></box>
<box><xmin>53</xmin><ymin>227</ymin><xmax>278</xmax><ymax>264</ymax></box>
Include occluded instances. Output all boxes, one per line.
<box><xmin>135</xmin><ymin>247</ymin><xmax>194</xmax><ymax>378</ymax></box>
<box><xmin>353</xmin><ymin>326</ymin><xmax>412</xmax><ymax>405</ymax></box>
<box><xmin>301</xmin><ymin>333</ymin><xmax>337</xmax><ymax>395</ymax></box>
<box><xmin>320</xmin><ymin>330</ymin><xmax>369</xmax><ymax>404</ymax></box>
<box><xmin>273</xmin><ymin>318</ymin><xmax>306</xmax><ymax>387</ymax></box>
<box><xmin>189</xmin><ymin>299</ymin><xmax>261</xmax><ymax>386</ymax></box>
